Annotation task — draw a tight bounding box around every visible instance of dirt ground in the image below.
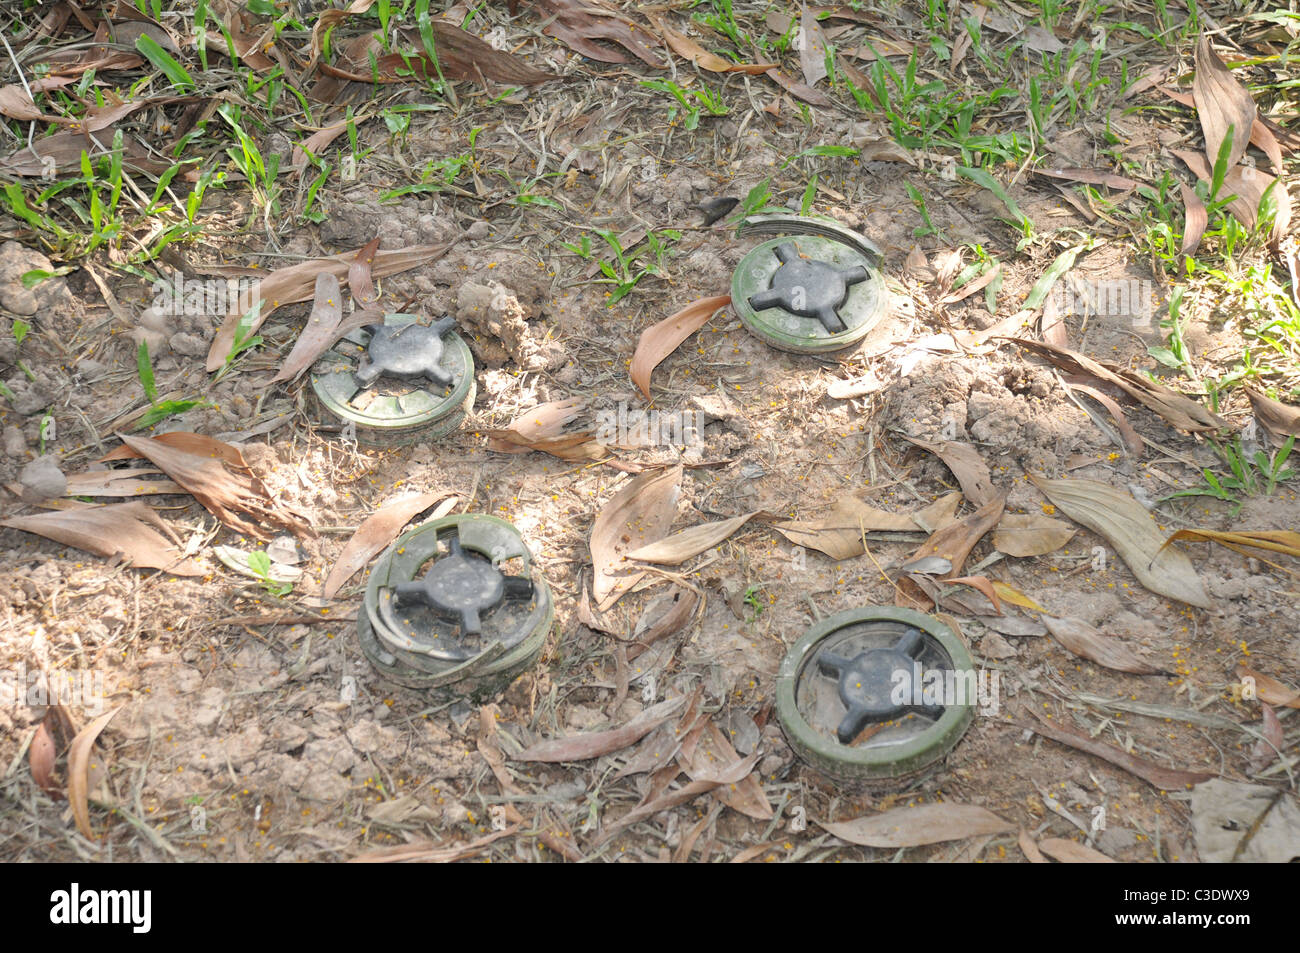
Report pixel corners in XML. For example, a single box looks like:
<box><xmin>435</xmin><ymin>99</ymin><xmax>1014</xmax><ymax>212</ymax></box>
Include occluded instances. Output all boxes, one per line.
<box><xmin>2</xmin><ymin>7</ymin><xmax>1298</xmax><ymax>864</ymax></box>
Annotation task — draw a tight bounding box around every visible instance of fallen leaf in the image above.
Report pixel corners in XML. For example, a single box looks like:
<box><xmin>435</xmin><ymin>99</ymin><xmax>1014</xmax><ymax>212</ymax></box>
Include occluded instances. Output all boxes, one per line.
<box><xmin>774</xmin><ymin>492</ymin><xmax>960</xmax><ymax>560</ymax></box>
<box><xmin>764</xmin><ymin>67</ymin><xmax>834</xmax><ymax>106</ymax></box>
<box><xmin>904</xmin><ymin>246</ymin><xmax>933</xmax><ymax>281</ymax></box>
<box><xmin>30</xmin><ymin>721</ymin><xmax>59</xmax><ymax>797</ymax></box>
<box><xmin>206</xmin><ymin>242</ymin><xmax>457</xmax><ymax>372</ymax></box>
<box><xmin>856</xmin><ymin>136</ymin><xmax>916</xmax><ymax>165</ymax></box>
<box><xmin>896</xmin><ymin>494</ymin><xmax>1006</xmax><ymax>609</ymax></box>
<box><xmin>1190</xmin><ymin>779</ymin><xmax>1300</xmax><ymax>863</ymax></box>
<box><xmin>1032</xmin><ymin>167</ymin><xmax>1138</xmax><ymax>190</ymax></box>
<box><xmin>1020</xmin><ymin>716</ymin><xmax>1214</xmax><ymax>790</ymax></box>
<box><xmin>347</xmin><ymin>236</ymin><xmax>381</xmax><ymax>307</ymax></box>
<box><xmin>1037</xmin><ymin>838</ymin><xmax>1115</xmax><ymax>863</ymax></box>
<box><xmin>590</xmin><ymin>467</ymin><xmax>681</xmax><ymax>610</ymax></box>
<box><xmin>819</xmin><ymin>803</ymin><xmax>1014</xmax><ymax>848</ymax></box>
<box><xmin>1245</xmin><ymin>387</ymin><xmax>1300</xmax><ymax>443</ymax></box>
<box><xmin>993</xmin><ymin>513</ymin><xmax>1077</xmax><ymax>557</ymax></box>
<box><xmin>320</xmin><ymin>23</ymin><xmax>555</xmax><ymax>87</ymax></box>
<box><xmin>1042</xmin><ymin>615</ymin><xmax>1168</xmax><ymax>675</ymax></box>
<box><xmin>99</xmin><ymin>431</ymin><xmax>246</xmax><ymax>466</ymax></box>
<box><xmin>1162</xmin><ymin>528</ymin><xmax>1300</xmax><ymax>576</ymax></box>
<box><xmin>511</xmin><ymin>695</ymin><xmax>687</xmax><ymax>762</ymax></box>
<box><xmin>630</xmin><ymin>587</ymin><xmax>698</xmax><ymax>659</ymax></box>
<box><xmin>1247</xmin><ymin>703</ymin><xmax>1284</xmax><ymax>773</ymax></box>
<box><xmin>486</xmin><ymin>399</ymin><xmax>608</xmax><ymax>462</ymax></box>
<box><xmin>938</xmin><ymin>262</ymin><xmax>1001</xmax><ymax>305</ymax></box>
<box><xmin>1173</xmin><ymin>148</ymin><xmax>1291</xmax><ymax>247</ymax></box>
<box><xmin>1</xmin><ymin>502</ymin><xmax>201</xmax><ymax>575</ymax></box>
<box><xmin>1192</xmin><ymin>36</ymin><xmax>1256</xmax><ymax>172</ymax></box>
<box><xmin>678</xmin><ymin>718</ymin><xmax>772</xmax><ymax>820</ymax></box>
<box><xmin>826</xmin><ymin>373</ymin><xmax>884</xmax><ymax>399</ymax></box>
<box><xmin>68</xmin><ymin>706</ymin><xmax>122</xmax><ymax>840</ymax></box>
<box><xmin>271</xmin><ymin>272</ymin><xmax>377</xmax><ymax>384</ymax></box>
<box><xmin>60</xmin><ymin>469</ymin><xmax>185</xmax><ymax>497</ymax></box>
<box><xmin>322</xmin><ymin>493</ymin><xmax>456</xmax><ymax>599</ymax></box>
<box><xmin>1179</xmin><ymin>180</ymin><xmax>1207</xmax><ymax>265</ymax></box>
<box><xmin>630</xmin><ymin>295</ymin><xmax>729</xmax><ymax>400</ymax></box>
<box><xmin>623</xmin><ymin>512</ymin><xmax>764</xmax><ymax>564</ymax></box>
<box><xmin>0</xmin><ymin>85</ymin><xmax>58</xmax><ymax>122</ymax></box>
<box><xmin>289</xmin><ymin>120</ymin><xmax>350</xmax><ymax>173</ymax></box>
<box><xmin>350</xmin><ymin>827</ymin><xmax>516</xmax><ymax>862</ymax></box>
<box><xmin>1030</xmin><ymin>475</ymin><xmax>1212</xmax><ymax>609</ymax></box>
<box><xmin>798</xmin><ymin>5</ymin><xmax>829</xmax><ymax>87</ymax></box>
<box><xmin>657</xmin><ymin>19</ymin><xmax>776</xmax><ymax>73</ymax></box>
<box><xmin>1009</xmin><ymin>338</ymin><xmax>1227</xmax><ymax>434</ymax></box>
<box><xmin>1019</xmin><ymin>829</ymin><xmax>1047</xmax><ymax>863</ymax></box>
<box><xmin>118</xmin><ymin>433</ymin><xmax>315</xmax><ymax>541</ymax></box>
<box><xmin>1235</xmin><ymin>666</ymin><xmax>1300</xmax><ymax>709</ymax></box>
<box><xmin>938</xmin><ymin>575</ymin><xmax>1002</xmax><ymax>613</ymax></box>
<box><xmin>1064</xmin><ymin>379</ymin><xmax>1145</xmax><ymax>458</ymax></box>
<box><xmin>531</xmin><ymin>0</ymin><xmax>665</xmax><ymax>67</ymax></box>
<box><xmin>902</xmin><ymin>436</ymin><xmax>998</xmax><ymax>506</ymax></box>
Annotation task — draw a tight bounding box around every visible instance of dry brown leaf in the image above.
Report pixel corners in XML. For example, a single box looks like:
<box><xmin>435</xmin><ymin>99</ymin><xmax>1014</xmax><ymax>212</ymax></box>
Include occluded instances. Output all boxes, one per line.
<box><xmin>1193</xmin><ymin>36</ymin><xmax>1256</xmax><ymax>172</ymax></box>
<box><xmin>938</xmin><ymin>575</ymin><xmax>1002</xmax><ymax>613</ymax></box>
<box><xmin>1245</xmin><ymin>387</ymin><xmax>1300</xmax><ymax>443</ymax></box>
<box><xmin>1236</xmin><ymin>666</ymin><xmax>1300</xmax><ymax>709</ymax></box>
<box><xmin>1042</xmin><ymin>615</ymin><xmax>1168</xmax><ymax>675</ymax></box>
<box><xmin>1018</xmin><ymin>829</ymin><xmax>1047</xmax><ymax>863</ymax></box>
<box><xmin>1179</xmin><ymin>181</ymin><xmax>1208</xmax><ymax>265</ymax></box>
<box><xmin>630</xmin><ymin>587</ymin><xmax>698</xmax><ymax>659</ymax></box>
<box><xmin>0</xmin><ymin>502</ymin><xmax>201</xmax><ymax>575</ymax></box>
<box><xmin>350</xmin><ymin>826</ymin><xmax>516</xmax><ymax>862</ymax></box>
<box><xmin>764</xmin><ymin>67</ymin><xmax>835</xmax><ymax>106</ymax></box>
<box><xmin>98</xmin><ymin>431</ymin><xmax>245</xmax><ymax>466</ymax></box>
<box><xmin>819</xmin><ymin>803</ymin><xmax>1013</xmax><ymax>848</ymax></box>
<box><xmin>347</xmin><ymin>236</ymin><xmax>381</xmax><ymax>307</ymax></box>
<box><xmin>623</xmin><ymin>512</ymin><xmax>764</xmax><ymax>564</ymax></box>
<box><xmin>678</xmin><ymin>718</ymin><xmax>772</xmax><ymax>821</ymax></box>
<box><xmin>657</xmin><ymin>19</ymin><xmax>776</xmax><ymax>73</ymax></box>
<box><xmin>902</xmin><ymin>436</ymin><xmax>998</xmax><ymax>506</ymax></box>
<box><xmin>590</xmin><ymin>466</ymin><xmax>681</xmax><ymax>611</ymax></box>
<box><xmin>0</xmin><ymin>85</ymin><xmax>57</xmax><ymax>122</ymax></box>
<box><xmin>1173</xmin><ymin>148</ymin><xmax>1292</xmax><ymax>248</ymax></box>
<box><xmin>631</xmin><ymin>295</ymin><xmax>729</xmax><ymax>400</ymax></box>
<box><xmin>1020</xmin><ymin>716</ymin><xmax>1214</xmax><ymax>790</ymax></box>
<box><xmin>61</xmin><ymin>469</ymin><xmax>185</xmax><ymax>498</ymax></box>
<box><xmin>206</xmin><ymin>242</ymin><xmax>455</xmax><ymax>372</ymax></box>
<box><xmin>1162</xmin><ymin>528</ymin><xmax>1300</xmax><ymax>576</ymax></box>
<box><xmin>1038</xmin><ymin>838</ymin><xmax>1115</xmax><ymax>863</ymax></box>
<box><xmin>30</xmin><ymin>721</ymin><xmax>59</xmax><ymax>797</ymax></box>
<box><xmin>68</xmin><ymin>706</ymin><xmax>122</xmax><ymax>840</ymax></box>
<box><xmin>951</xmin><ymin>3</ymin><xmax>986</xmax><ymax>70</ymax></box>
<box><xmin>1031</xmin><ymin>475</ymin><xmax>1212</xmax><ymax>608</ymax></box>
<box><xmin>318</xmin><ymin>22</ymin><xmax>554</xmax><ymax>87</ymax></box>
<box><xmin>774</xmin><ymin>491</ymin><xmax>960</xmax><ymax>560</ymax></box>
<box><xmin>1009</xmin><ymin>338</ymin><xmax>1227</xmax><ymax>433</ymax></box>
<box><xmin>511</xmin><ymin>695</ymin><xmax>686</xmax><ymax>762</ymax></box>
<box><xmin>532</xmin><ymin>0</ymin><xmax>665</xmax><ymax>67</ymax></box>
<box><xmin>939</xmin><ymin>262</ymin><xmax>1001</xmax><ymax>305</ymax></box>
<box><xmin>993</xmin><ymin>513</ymin><xmax>1076</xmax><ymax>557</ymax></box>
<box><xmin>118</xmin><ymin>433</ymin><xmax>315</xmax><ymax>541</ymax></box>
<box><xmin>1064</xmin><ymin>379</ymin><xmax>1145</xmax><ymax>458</ymax></box>
<box><xmin>322</xmin><ymin>493</ymin><xmax>456</xmax><ymax>599</ymax></box>
<box><xmin>289</xmin><ymin>120</ymin><xmax>349</xmax><ymax>174</ymax></box>
<box><xmin>486</xmin><ymin>399</ymin><xmax>608</xmax><ymax>462</ymax></box>
<box><xmin>904</xmin><ymin>246</ymin><xmax>933</xmax><ymax>281</ymax></box>
<box><xmin>856</xmin><ymin>136</ymin><xmax>916</xmax><ymax>164</ymax></box>
<box><xmin>896</xmin><ymin>493</ymin><xmax>1006</xmax><ymax>609</ymax></box>
<box><xmin>799</xmin><ymin>5</ymin><xmax>829</xmax><ymax>87</ymax></box>
<box><xmin>990</xmin><ymin>581</ymin><xmax>1048</xmax><ymax>613</ymax></box>
<box><xmin>270</xmin><ymin>273</ymin><xmax>378</xmax><ymax>384</ymax></box>
<box><xmin>1248</xmin><ymin>703</ymin><xmax>1284</xmax><ymax>773</ymax></box>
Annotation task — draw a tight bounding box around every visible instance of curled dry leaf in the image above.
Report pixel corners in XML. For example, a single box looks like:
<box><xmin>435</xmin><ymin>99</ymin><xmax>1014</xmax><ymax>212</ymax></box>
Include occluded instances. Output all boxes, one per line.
<box><xmin>630</xmin><ymin>587</ymin><xmax>698</xmax><ymax>659</ymax></box>
<box><xmin>322</xmin><ymin>493</ymin><xmax>457</xmax><ymax>599</ymax></box>
<box><xmin>590</xmin><ymin>466</ymin><xmax>682</xmax><ymax>611</ymax></box>
<box><xmin>1235</xmin><ymin>666</ymin><xmax>1300</xmax><ymax>709</ymax></box>
<box><xmin>1037</xmin><ymin>838</ymin><xmax>1115</xmax><ymax>863</ymax></box>
<box><xmin>1021</xmin><ymin>715</ymin><xmax>1213</xmax><ymax>790</ymax></box>
<box><xmin>206</xmin><ymin>242</ymin><xmax>457</xmax><ymax>372</ymax></box>
<box><xmin>1192</xmin><ymin>36</ymin><xmax>1256</xmax><ymax>172</ymax></box>
<box><xmin>1064</xmin><ymin>379</ymin><xmax>1145</xmax><ymax>459</ymax></box>
<box><xmin>631</xmin><ymin>295</ymin><xmax>730</xmax><ymax>400</ymax></box>
<box><xmin>119</xmin><ymin>433</ymin><xmax>315</xmax><ymax>541</ymax></box>
<box><xmin>895</xmin><ymin>493</ymin><xmax>1006</xmax><ymax>610</ymax></box>
<box><xmin>347</xmin><ymin>236</ymin><xmax>381</xmax><ymax>307</ymax></box>
<box><xmin>1042</xmin><ymin>615</ymin><xmax>1168</xmax><ymax>675</ymax></box>
<box><xmin>289</xmin><ymin>120</ymin><xmax>349</xmax><ymax>174</ymax></box>
<box><xmin>993</xmin><ymin>513</ymin><xmax>1076</xmax><ymax>557</ymax></box>
<box><xmin>1</xmin><ymin>502</ymin><xmax>201</xmax><ymax>575</ymax></box>
<box><xmin>1030</xmin><ymin>475</ymin><xmax>1211</xmax><ymax>609</ymax></box>
<box><xmin>938</xmin><ymin>575</ymin><xmax>1002</xmax><ymax>613</ymax></box>
<box><xmin>819</xmin><ymin>803</ymin><xmax>1014</xmax><ymax>848</ymax></box>
<box><xmin>764</xmin><ymin>67</ymin><xmax>834</xmax><ymax>106</ymax></box>
<box><xmin>657</xmin><ymin>19</ymin><xmax>776</xmax><ymax>73</ymax></box>
<box><xmin>774</xmin><ymin>491</ymin><xmax>960</xmax><ymax>560</ymax></box>
<box><xmin>1245</xmin><ymin>387</ymin><xmax>1300</xmax><ymax>443</ymax></box>
<box><xmin>1179</xmin><ymin>181</ymin><xmax>1208</xmax><ymax>264</ymax></box>
<box><xmin>324</xmin><ymin>25</ymin><xmax>556</xmax><ymax>87</ymax></box>
<box><xmin>939</xmin><ymin>262</ymin><xmax>1001</xmax><ymax>305</ymax></box>
<box><xmin>271</xmin><ymin>271</ymin><xmax>378</xmax><ymax>384</ymax></box>
<box><xmin>902</xmin><ymin>435</ymin><xmax>998</xmax><ymax>507</ymax></box>
<box><xmin>678</xmin><ymin>718</ymin><xmax>772</xmax><ymax>821</ymax></box>
<box><xmin>511</xmin><ymin>694</ymin><xmax>687</xmax><ymax>762</ymax></box>
<box><xmin>532</xmin><ymin>0</ymin><xmax>665</xmax><ymax>67</ymax></box>
<box><xmin>1162</xmin><ymin>528</ymin><xmax>1300</xmax><ymax>576</ymax></box>
<box><xmin>30</xmin><ymin>721</ymin><xmax>59</xmax><ymax>797</ymax></box>
<box><xmin>68</xmin><ymin>706</ymin><xmax>123</xmax><ymax>840</ymax></box>
<box><xmin>798</xmin><ymin>5</ymin><xmax>829</xmax><ymax>87</ymax></box>
<box><xmin>1019</xmin><ymin>829</ymin><xmax>1048</xmax><ymax>863</ymax></box>
<box><xmin>1173</xmin><ymin>149</ymin><xmax>1291</xmax><ymax>248</ymax></box>
<box><xmin>623</xmin><ymin>511</ymin><xmax>766</xmax><ymax>564</ymax></box>
<box><xmin>1010</xmin><ymin>338</ymin><xmax>1227</xmax><ymax>433</ymax></box>
<box><xmin>486</xmin><ymin>399</ymin><xmax>608</xmax><ymax>462</ymax></box>
<box><xmin>1032</xmin><ymin>167</ymin><xmax>1138</xmax><ymax>190</ymax></box>
<box><xmin>1248</xmin><ymin>703</ymin><xmax>1284</xmax><ymax>773</ymax></box>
